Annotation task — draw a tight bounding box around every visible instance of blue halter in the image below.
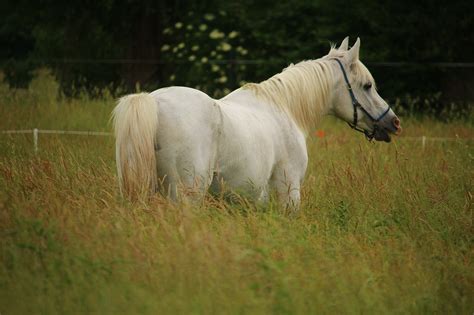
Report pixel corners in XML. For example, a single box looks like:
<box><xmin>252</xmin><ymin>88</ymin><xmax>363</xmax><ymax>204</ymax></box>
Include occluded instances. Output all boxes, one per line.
<box><xmin>333</xmin><ymin>58</ymin><xmax>391</xmax><ymax>141</ymax></box>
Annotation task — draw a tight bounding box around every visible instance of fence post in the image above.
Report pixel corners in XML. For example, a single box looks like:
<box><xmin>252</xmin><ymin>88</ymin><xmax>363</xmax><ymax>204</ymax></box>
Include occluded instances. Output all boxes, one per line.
<box><xmin>33</xmin><ymin>128</ymin><xmax>38</xmax><ymax>153</ymax></box>
<box><xmin>422</xmin><ymin>135</ymin><xmax>426</xmax><ymax>150</ymax></box>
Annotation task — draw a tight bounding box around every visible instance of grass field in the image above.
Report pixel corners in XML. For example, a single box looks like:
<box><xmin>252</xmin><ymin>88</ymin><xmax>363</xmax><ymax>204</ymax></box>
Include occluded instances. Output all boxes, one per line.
<box><xmin>0</xmin><ymin>75</ymin><xmax>473</xmax><ymax>314</ymax></box>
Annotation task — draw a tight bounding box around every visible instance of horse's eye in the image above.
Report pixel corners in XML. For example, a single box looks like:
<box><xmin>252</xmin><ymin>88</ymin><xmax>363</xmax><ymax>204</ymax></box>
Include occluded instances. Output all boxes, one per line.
<box><xmin>363</xmin><ymin>82</ymin><xmax>372</xmax><ymax>90</ymax></box>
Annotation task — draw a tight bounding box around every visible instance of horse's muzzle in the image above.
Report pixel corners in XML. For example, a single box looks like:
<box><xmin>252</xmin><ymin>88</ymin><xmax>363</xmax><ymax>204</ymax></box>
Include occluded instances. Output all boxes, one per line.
<box><xmin>374</xmin><ymin>128</ymin><xmax>391</xmax><ymax>142</ymax></box>
<box><xmin>374</xmin><ymin>115</ymin><xmax>402</xmax><ymax>142</ymax></box>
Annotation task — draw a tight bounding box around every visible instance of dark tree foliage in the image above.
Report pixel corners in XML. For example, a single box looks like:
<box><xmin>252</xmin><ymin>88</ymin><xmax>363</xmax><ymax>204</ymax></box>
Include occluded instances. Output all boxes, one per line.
<box><xmin>1</xmin><ymin>0</ymin><xmax>473</xmax><ymax>109</ymax></box>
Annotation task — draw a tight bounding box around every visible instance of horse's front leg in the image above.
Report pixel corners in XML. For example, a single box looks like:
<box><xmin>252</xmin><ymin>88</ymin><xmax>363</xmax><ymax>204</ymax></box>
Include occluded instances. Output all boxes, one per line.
<box><xmin>270</xmin><ymin>167</ymin><xmax>303</xmax><ymax>212</ymax></box>
<box><xmin>280</xmin><ymin>182</ymin><xmax>301</xmax><ymax>212</ymax></box>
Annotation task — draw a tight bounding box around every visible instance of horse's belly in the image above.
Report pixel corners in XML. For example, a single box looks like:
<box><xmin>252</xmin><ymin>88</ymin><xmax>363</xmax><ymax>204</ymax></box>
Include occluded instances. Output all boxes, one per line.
<box><xmin>216</xmin><ymin>123</ymin><xmax>277</xmax><ymax>196</ymax></box>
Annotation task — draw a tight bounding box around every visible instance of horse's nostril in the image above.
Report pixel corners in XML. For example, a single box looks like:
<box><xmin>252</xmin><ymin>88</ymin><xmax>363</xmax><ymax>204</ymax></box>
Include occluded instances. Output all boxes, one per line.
<box><xmin>392</xmin><ymin>117</ymin><xmax>401</xmax><ymax>128</ymax></box>
<box><xmin>391</xmin><ymin>117</ymin><xmax>402</xmax><ymax>135</ymax></box>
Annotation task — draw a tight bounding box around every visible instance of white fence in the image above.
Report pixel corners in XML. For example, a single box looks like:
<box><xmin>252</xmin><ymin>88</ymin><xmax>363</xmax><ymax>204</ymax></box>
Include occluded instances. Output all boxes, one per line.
<box><xmin>1</xmin><ymin>129</ymin><xmax>112</xmax><ymax>152</ymax></box>
<box><xmin>1</xmin><ymin>129</ymin><xmax>472</xmax><ymax>152</ymax></box>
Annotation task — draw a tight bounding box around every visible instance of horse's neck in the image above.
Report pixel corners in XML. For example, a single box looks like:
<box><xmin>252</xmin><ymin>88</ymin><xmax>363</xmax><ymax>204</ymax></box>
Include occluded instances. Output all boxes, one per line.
<box><xmin>242</xmin><ymin>59</ymin><xmax>335</xmax><ymax>134</ymax></box>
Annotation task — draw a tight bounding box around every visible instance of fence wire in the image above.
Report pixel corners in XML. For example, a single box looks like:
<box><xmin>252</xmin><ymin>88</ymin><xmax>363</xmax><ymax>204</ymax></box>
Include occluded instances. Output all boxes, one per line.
<box><xmin>1</xmin><ymin>129</ymin><xmax>472</xmax><ymax>153</ymax></box>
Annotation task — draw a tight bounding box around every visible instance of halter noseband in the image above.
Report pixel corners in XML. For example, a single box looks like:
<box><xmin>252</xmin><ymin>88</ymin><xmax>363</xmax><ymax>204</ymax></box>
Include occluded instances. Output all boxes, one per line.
<box><xmin>333</xmin><ymin>58</ymin><xmax>391</xmax><ymax>141</ymax></box>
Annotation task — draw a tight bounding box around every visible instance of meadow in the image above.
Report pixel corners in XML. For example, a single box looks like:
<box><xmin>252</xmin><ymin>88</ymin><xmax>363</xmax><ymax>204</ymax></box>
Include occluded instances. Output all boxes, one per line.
<box><xmin>0</xmin><ymin>72</ymin><xmax>473</xmax><ymax>314</ymax></box>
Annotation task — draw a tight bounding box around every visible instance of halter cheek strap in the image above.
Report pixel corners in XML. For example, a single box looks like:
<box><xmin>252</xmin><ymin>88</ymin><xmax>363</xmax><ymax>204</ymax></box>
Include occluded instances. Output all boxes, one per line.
<box><xmin>333</xmin><ymin>58</ymin><xmax>391</xmax><ymax>141</ymax></box>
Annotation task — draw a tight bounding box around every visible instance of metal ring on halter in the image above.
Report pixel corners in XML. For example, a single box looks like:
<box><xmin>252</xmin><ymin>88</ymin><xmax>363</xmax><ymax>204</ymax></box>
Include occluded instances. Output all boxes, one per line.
<box><xmin>333</xmin><ymin>58</ymin><xmax>391</xmax><ymax>141</ymax></box>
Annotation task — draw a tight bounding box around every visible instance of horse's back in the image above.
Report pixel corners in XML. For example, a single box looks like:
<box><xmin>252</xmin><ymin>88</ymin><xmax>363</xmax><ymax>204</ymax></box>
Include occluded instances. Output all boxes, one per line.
<box><xmin>150</xmin><ymin>86</ymin><xmax>218</xmax><ymax>129</ymax></box>
<box><xmin>151</xmin><ymin>85</ymin><xmax>213</xmax><ymax>101</ymax></box>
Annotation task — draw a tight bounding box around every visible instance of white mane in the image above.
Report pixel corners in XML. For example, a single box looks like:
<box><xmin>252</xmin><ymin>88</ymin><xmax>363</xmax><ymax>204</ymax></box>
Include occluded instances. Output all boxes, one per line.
<box><xmin>243</xmin><ymin>59</ymin><xmax>334</xmax><ymax>133</ymax></box>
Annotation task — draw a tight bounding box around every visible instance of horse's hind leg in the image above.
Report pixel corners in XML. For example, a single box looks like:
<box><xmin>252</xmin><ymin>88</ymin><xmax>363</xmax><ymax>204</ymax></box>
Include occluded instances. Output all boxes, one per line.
<box><xmin>155</xmin><ymin>163</ymin><xmax>212</xmax><ymax>203</ymax></box>
<box><xmin>156</xmin><ymin>152</ymin><xmax>214</xmax><ymax>203</ymax></box>
<box><xmin>155</xmin><ymin>161</ymin><xmax>178</xmax><ymax>201</ymax></box>
<box><xmin>177</xmin><ymin>159</ymin><xmax>216</xmax><ymax>203</ymax></box>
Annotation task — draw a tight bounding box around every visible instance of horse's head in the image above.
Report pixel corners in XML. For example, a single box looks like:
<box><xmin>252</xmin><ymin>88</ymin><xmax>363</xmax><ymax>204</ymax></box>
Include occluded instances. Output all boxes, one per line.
<box><xmin>327</xmin><ymin>37</ymin><xmax>402</xmax><ymax>142</ymax></box>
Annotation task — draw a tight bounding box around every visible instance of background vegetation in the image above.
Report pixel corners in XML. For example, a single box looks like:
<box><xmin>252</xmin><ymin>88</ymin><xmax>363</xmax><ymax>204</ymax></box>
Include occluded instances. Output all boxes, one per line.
<box><xmin>1</xmin><ymin>0</ymin><xmax>473</xmax><ymax>115</ymax></box>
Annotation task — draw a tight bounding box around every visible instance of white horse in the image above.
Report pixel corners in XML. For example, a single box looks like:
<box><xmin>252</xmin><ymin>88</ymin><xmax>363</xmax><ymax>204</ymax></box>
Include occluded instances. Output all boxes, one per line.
<box><xmin>112</xmin><ymin>37</ymin><xmax>402</xmax><ymax>208</ymax></box>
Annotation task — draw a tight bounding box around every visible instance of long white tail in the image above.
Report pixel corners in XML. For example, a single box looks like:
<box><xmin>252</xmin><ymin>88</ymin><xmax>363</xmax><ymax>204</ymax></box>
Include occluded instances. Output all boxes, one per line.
<box><xmin>111</xmin><ymin>93</ymin><xmax>158</xmax><ymax>199</ymax></box>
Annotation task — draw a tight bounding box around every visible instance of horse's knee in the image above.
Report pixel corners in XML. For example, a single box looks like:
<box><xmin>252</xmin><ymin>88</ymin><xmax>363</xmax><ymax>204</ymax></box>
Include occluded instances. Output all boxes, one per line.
<box><xmin>286</xmin><ymin>189</ymin><xmax>301</xmax><ymax>211</ymax></box>
<box><xmin>275</xmin><ymin>183</ymin><xmax>301</xmax><ymax>211</ymax></box>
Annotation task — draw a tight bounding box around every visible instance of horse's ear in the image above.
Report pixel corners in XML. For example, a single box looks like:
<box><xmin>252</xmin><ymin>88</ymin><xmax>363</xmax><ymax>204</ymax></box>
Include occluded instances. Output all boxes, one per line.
<box><xmin>339</xmin><ymin>37</ymin><xmax>349</xmax><ymax>51</ymax></box>
<box><xmin>347</xmin><ymin>37</ymin><xmax>360</xmax><ymax>63</ymax></box>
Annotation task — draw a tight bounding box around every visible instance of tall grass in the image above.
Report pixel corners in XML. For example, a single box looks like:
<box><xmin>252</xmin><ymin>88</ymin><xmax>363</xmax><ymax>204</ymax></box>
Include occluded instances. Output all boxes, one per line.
<box><xmin>0</xmin><ymin>72</ymin><xmax>473</xmax><ymax>314</ymax></box>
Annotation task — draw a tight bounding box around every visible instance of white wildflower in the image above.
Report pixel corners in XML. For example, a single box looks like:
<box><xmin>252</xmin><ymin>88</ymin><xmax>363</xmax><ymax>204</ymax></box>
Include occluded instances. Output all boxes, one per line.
<box><xmin>220</xmin><ymin>42</ymin><xmax>231</xmax><ymax>51</ymax></box>
<box><xmin>209</xmin><ymin>29</ymin><xmax>224</xmax><ymax>39</ymax></box>
<box><xmin>228</xmin><ymin>31</ymin><xmax>239</xmax><ymax>39</ymax></box>
<box><xmin>204</xmin><ymin>13</ymin><xmax>215</xmax><ymax>21</ymax></box>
